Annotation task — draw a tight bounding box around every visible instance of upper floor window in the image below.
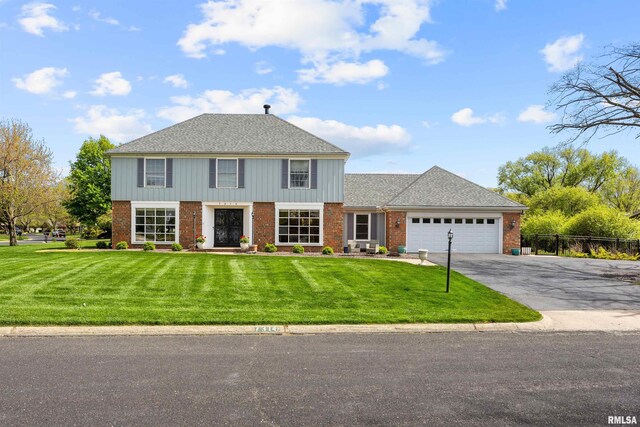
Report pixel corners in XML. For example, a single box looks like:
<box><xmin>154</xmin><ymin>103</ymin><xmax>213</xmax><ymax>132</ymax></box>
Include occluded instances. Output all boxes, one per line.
<box><xmin>217</xmin><ymin>159</ymin><xmax>238</xmax><ymax>188</ymax></box>
<box><xmin>145</xmin><ymin>159</ymin><xmax>165</xmax><ymax>187</ymax></box>
<box><xmin>290</xmin><ymin>160</ymin><xmax>310</xmax><ymax>188</ymax></box>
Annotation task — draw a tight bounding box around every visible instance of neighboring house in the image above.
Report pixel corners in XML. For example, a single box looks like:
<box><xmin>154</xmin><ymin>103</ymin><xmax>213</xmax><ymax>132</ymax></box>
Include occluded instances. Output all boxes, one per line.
<box><xmin>108</xmin><ymin>111</ymin><xmax>525</xmax><ymax>254</ymax></box>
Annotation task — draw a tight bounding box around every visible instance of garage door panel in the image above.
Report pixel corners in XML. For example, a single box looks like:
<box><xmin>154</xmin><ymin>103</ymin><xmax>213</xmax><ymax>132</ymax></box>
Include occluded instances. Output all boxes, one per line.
<box><xmin>407</xmin><ymin>216</ymin><xmax>500</xmax><ymax>254</ymax></box>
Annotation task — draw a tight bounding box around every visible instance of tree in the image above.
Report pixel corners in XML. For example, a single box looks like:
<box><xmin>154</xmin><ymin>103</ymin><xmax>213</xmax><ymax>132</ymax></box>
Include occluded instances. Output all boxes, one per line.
<box><xmin>528</xmin><ymin>186</ymin><xmax>601</xmax><ymax>217</ymax></box>
<box><xmin>601</xmin><ymin>165</ymin><xmax>640</xmax><ymax>214</ymax></box>
<box><xmin>64</xmin><ymin>135</ymin><xmax>114</xmax><ymax>225</ymax></box>
<box><xmin>521</xmin><ymin>211</ymin><xmax>568</xmax><ymax>236</ymax></box>
<box><xmin>0</xmin><ymin>119</ymin><xmax>57</xmax><ymax>246</ymax></box>
<box><xmin>549</xmin><ymin>43</ymin><xmax>640</xmax><ymax>143</ymax></box>
<box><xmin>43</xmin><ymin>180</ymin><xmax>72</xmax><ymax>231</ymax></box>
<box><xmin>497</xmin><ymin>146</ymin><xmax>624</xmax><ymax>196</ymax></box>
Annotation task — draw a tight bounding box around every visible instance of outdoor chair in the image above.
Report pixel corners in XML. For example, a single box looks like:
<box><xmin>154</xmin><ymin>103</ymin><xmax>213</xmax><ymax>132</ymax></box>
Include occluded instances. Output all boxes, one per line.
<box><xmin>366</xmin><ymin>240</ymin><xmax>379</xmax><ymax>254</ymax></box>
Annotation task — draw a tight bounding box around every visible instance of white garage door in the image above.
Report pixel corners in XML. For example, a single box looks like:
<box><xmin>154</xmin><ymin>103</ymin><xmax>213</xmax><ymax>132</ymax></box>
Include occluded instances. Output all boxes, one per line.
<box><xmin>406</xmin><ymin>216</ymin><xmax>500</xmax><ymax>253</ymax></box>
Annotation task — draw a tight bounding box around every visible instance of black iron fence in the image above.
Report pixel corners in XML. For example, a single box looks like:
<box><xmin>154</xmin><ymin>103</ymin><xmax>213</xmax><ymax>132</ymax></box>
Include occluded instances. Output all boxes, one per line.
<box><xmin>521</xmin><ymin>234</ymin><xmax>640</xmax><ymax>256</ymax></box>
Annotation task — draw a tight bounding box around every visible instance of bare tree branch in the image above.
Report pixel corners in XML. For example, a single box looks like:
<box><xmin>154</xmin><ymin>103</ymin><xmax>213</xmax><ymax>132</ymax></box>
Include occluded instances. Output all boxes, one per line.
<box><xmin>548</xmin><ymin>44</ymin><xmax>640</xmax><ymax>144</ymax></box>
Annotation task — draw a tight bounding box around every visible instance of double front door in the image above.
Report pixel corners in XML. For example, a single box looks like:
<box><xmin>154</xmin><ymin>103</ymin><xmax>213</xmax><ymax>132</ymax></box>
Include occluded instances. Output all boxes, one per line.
<box><xmin>214</xmin><ymin>209</ymin><xmax>243</xmax><ymax>247</ymax></box>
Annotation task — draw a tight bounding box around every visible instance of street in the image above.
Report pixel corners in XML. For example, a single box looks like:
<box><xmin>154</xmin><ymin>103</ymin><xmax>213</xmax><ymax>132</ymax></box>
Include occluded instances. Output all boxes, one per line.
<box><xmin>0</xmin><ymin>332</ymin><xmax>638</xmax><ymax>426</ymax></box>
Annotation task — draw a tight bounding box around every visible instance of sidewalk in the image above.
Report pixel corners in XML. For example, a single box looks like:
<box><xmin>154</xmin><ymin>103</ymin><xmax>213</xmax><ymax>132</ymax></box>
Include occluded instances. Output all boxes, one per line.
<box><xmin>1</xmin><ymin>310</ymin><xmax>639</xmax><ymax>337</ymax></box>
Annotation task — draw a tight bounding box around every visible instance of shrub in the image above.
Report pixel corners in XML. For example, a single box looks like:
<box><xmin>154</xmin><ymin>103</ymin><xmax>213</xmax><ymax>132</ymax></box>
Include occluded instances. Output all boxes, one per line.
<box><xmin>322</xmin><ymin>246</ymin><xmax>334</xmax><ymax>255</ymax></box>
<box><xmin>143</xmin><ymin>242</ymin><xmax>156</xmax><ymax>251</ymax></box>
<box><xmin>171</xmin><ymin>243</ymin><xmax>183</xmax><ymax>252</ymax></box>
<box><xmin>521</xmin><ymin>211</ymin><xmax>568</xmax><ymax>236</ymax></box>
<box><xmin>264</xmin><ymin>243</ymin><xmax>278</xmax><ymax>253</ymax></box>
<box><xmin>115</xmin><ymin>241</ymin><xmax>128</xmax><ymax>250</ymax></box>
<box><xmin>563</xmin><ymin>206</ymin><xmax>640</xmax><ymax>238</ymax></box>
<box><xmin>81</xmin><ymin>225</ymin><xmax>103</xmax><ymax>239</ymax></box>
<box><xmin>378</xmin><ymin>246</ymin><xmax>388</xmax><ymax>254</ymax></box>
<box><xmin>64</xmin><ymin>237</ymin><xmax>80</xmax><ymax>249</ymax></box>
<box><xmin>292</xmin><ymin>244</ymin><xmax>304</xmax><ymax>254</ymax></box>
<box><xmin>96</xmin><ymin>241</ymin><xmax>109</xmax><ymax>249</ymax></box>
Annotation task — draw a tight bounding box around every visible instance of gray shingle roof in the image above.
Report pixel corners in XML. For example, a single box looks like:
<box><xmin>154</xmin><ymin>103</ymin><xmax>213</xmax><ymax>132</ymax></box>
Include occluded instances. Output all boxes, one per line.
<box><xmin>345</xmin><ymin>173</ymin><xmax>421</xmax><ymax>208</ymax></box>
<box><xmin>385</xmin><ymin>166</ymin><xmax>525</xmax><ymax>209</ymax></box>
<box><xmin>107</xmin><ymin>114</ymin><xmax>349</xmax><ymax>156</ymax></box>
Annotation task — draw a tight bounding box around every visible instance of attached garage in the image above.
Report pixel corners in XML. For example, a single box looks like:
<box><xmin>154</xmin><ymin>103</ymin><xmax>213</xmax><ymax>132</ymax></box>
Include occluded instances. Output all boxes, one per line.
<box><xmin>344</xmin><ymin>166</ymin><xmax>526</xmax><ymax>255</ymax></box>
<box><xmin>406</xmin><ymin>215</ymin><xmax>501</xmax><ymax>253</ymax></box>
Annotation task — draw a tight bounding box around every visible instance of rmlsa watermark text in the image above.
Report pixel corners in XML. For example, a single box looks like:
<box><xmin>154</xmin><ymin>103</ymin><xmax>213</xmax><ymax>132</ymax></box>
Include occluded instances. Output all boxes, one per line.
<box><xmin>609</xmin><ymin>416</ymin><xmax>637</xmax><ymax>425</ymax></box>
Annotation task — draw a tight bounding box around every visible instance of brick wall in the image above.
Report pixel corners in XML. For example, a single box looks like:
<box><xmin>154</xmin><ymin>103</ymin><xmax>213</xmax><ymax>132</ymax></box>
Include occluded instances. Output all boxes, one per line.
<box><xmin>323</xmin><ymin>202</ymin><xmax>344</xmax><ymax>253</ymax></box>
<box><xmin>112</xmin><ymin>201</ymin><xmax>131</xmax><ymax>246</ymax></box>
<box><xmin>179</xmin><ymin>201</ymin><xmax>202</xmax><ymax>250</ymax></box>
<box><xmin>253</xmin><ymin>202</ymin><xmax>275</xmax><ymax>251</ymax></box>
<box><xmin>502</xmin><ymin>212</ymin><xmax>522</xmax><ymax>254</ymax></box>
<box><xmin>385</xmin><ymin>210</ymin><xmax>407</xmax><ymax>253</ymax></box>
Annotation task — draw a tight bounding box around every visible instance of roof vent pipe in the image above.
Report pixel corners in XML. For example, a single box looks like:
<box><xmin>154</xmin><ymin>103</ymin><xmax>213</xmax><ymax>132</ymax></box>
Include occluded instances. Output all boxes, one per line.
<box><xmin>263</xmin><ymin>104</ymin><xmax>271</xmax><ymax>114</ymax></box>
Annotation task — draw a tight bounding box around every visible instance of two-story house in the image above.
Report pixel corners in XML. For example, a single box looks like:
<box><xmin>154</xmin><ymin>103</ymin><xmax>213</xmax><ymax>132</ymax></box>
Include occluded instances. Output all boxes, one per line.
<box><xmin>109</xmin><ymin>109</ymin><xmax>525</xmax><ymax>254</ymax></box>
<box><xmin>108</xmin><ymin>111</ymin><xmax>347</xmax><ymax>252</ymax></box>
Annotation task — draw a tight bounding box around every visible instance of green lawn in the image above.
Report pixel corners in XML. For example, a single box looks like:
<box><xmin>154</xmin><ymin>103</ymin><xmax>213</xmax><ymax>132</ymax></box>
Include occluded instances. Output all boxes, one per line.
<box><xmin>0</xmin><ymin>242</ymin><xmax>540</xmax><ymax>325</ymax></box>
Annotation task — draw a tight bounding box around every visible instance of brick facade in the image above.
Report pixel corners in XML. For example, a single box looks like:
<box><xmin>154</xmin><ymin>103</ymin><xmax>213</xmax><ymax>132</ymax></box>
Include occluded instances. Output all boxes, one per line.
<box><xmin>385</xmin><ymin>210</ymin><xmax>407</xmax><ymax>253</ymax></box>
<box><xmin>322</xmin><ymin>202</ymin><xmax>344</xmax><ymax>253</ymax></box>
<box><xmin>112</xmin><ymin>201</ymin><xmax>131</xmax><ymax>246</ymax></box>
<box><xmin>502</xmin><ymin>212</ymin><xmax>522</xmax><ymax>254</ymax></box>
<box><xmin>179</xmin><ymin>201</ymin><xmax>202</xmax><ymax>250</ymax></box>
<box><xmin>252</xmin><ymin>202</ymin><xmax>275</xmax><ymax>251</ymax></box>
<box><xmin>251</xmin><ymin>202</ymin><xmax>344</xmax><ymax>253</ymax></box>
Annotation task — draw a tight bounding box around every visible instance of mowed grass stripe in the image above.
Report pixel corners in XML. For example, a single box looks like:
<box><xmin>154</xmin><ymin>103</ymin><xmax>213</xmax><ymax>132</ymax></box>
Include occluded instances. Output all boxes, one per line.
<box><xmin>0</xmin><ymin>243</ymin><xmax>541</xmax><ymax>325</ymax></box>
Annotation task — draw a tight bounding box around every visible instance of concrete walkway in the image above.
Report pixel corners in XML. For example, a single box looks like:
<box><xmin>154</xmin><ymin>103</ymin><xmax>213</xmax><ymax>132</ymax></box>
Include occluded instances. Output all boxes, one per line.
<box><xmin>2</xmin><ymin>310</ymin><xmax>639</xmax><ymax>337</ymax></box>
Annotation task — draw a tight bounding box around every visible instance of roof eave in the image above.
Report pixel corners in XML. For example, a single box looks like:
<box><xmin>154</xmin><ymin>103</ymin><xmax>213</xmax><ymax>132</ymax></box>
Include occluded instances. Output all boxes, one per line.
<box><xmin>383</xmin><ymin>205</ymin><xmax>528</xmax><ymax>212</ymax></box>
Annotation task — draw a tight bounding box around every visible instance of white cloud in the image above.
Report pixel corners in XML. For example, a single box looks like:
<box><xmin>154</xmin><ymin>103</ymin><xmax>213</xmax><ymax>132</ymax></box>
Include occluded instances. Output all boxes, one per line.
<box><xmin>90</xmin><ymin>71</ymin><xmax>132</xmax><ymax>96</ymax></box>
<box><xmin>540</xmin><ymin>34</ymin><xmax>585</xmax><ymax>72</ymax></box>
<box><xmin>287</xmin><ymin>116</ymin><xmax>411</xmax><ymax>158</ymax></box>
<box><xmin>163</xmin><ymin>74</ymin><xmax>188</xmax><ymax>88</ymax></box>
<box><xmin>451</xmin><ymin>108</ymin><xmax>486</xmax><ymax>126</ymax></box>
<box><xmin>71</xmin><ymin>105</ymin><xmax>151</xmax><ymax>143</ymax></box>
<box><xmin>89</xmin><ymin>10</ymin><xmax>119</xmax><ymax>26</ymax></box>
<box><xmin>495</xmin><ymin>0</ymin><xmax>507</xmax><ymax>11</ymax></box>
<box><xmin>517</xmin><ymin>104</ymin><xmax>557</xmax><ymax>123</ymax></box>
<box><xmin>177</xmin><ymin>0</ymin><xmax>445</xmax><ymax>85</ymax></box>
<box><xmin>488</xmin><ymin>112</ymin><xmax>506</xmax><ymax>124</ymax></box>
<box><xmin>298</xmin><ymin>59</ymin><xmax>389</xmax><ymax>85</ymax></box>
<box><xmin>19</xmin><ymin>3</ymin><xmax>69</xmax><ymax>36</ymax></box>
<box><xmin>255</xmin><ymin>61</ymin><xmax>273</xmax><ymax>75</ymax></box>
<box><xmin>12</xmin><ymin>67</ymin><xmax>68</xmax><ymax>94</ymax></box>
<box><xmin>62</xmin><ymin>90</ymin><xmax>77</xmax><ymax>99</ymax></box>
<box><xmin>158</xmin><ymin>86</ymin><xmax>302</xmax><ymax>122</ymax></box>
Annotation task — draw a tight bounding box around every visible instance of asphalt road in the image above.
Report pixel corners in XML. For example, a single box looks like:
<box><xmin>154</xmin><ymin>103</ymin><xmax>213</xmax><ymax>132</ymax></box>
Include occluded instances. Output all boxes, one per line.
<box><xmin>428</xmin><ymin>253</ymin><xmax>640</xmax><ymax>310</ymax></box>
<box><xmin>0</xmin><ymin>332</ymin><xmax>638</xmax><ymax>426</ymax></box>
<box><xmin>0</xmin><ymin>233</ymin><xmax>65</xmax><ymax>245</ymax></box>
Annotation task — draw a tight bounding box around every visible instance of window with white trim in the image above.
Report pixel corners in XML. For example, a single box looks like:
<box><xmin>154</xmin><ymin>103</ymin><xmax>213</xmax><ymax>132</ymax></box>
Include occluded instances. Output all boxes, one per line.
<box><xmin>289</xmin><ymin>160</ymin><xmax>310</xmax><ymax>188</ymax></box>
<box><xmin>355</xmin><ymin>214</ymin><xmax>369</xmax><ymax>240</ymax></box>
<box><xmin>278</xmin><ymin>209</ymin><xmax>320</xmax><ymax>243</ymax></box>
<box><xmin>134</xmin><ymin>208</ymin><xmax>176</xmax><ymax>243</ymax></box>
<box><xmin>145</xmin><ymin>159</ymin><xmax>165</xmax><ymax>187</ymax></box>
<box><xmin>217</xmin><ymin>159</ymin><xmax>238</xmax><ymax>188</ymax></box>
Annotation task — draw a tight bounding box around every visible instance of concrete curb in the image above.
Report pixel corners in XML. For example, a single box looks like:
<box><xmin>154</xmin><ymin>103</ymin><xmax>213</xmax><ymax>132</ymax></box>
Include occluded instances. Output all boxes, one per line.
<box><xmin>1</xmin><ymin>311</ymin><xmax>639</xmax><ymax>337</ymax></box>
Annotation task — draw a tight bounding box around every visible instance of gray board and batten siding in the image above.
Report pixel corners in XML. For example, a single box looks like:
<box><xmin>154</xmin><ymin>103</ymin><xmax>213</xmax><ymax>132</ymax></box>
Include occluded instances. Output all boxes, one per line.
<box><xmin>111</xmin><ymin>157</ymin><xmax>345</xmax><ymax>203</ymax></box>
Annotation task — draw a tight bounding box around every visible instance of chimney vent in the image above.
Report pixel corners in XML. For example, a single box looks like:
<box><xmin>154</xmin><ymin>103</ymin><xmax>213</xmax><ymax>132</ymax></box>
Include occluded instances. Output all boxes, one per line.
<box><xmin>263</xmin><ymin>104</ymin><xmax>271</xmax><ymax>114</ymax></box>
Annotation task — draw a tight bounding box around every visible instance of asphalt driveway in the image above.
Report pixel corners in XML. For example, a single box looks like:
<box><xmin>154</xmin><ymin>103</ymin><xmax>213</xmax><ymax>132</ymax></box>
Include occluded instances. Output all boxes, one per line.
<box><xmin>428</xmin><ymin>253</ymin><xmax>640</xmax><ymax>310</ymax></box>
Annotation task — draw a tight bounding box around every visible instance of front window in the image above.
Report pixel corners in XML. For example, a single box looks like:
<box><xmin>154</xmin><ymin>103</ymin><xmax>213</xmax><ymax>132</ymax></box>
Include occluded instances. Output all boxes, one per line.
<box><xmin>278</xmin><ymin>209</ymin><xmax>320</xmax><ymax>244</ymax></box>
<box><xmin>145</xmin><ymin>159</ymin><xmax>165</xmax><ymax>187</ymax></box>
<box><xmin>217</xmin><ymin>159</ymin><xmax>237</xmax><ymax>188</ymax></box>
<box><xmin>135</xmin><ymin>208</ymin><xmax>176</xmax><ymax>243</ymax></box>
<box><xmin>290</xmin><ymin>160</ymin><xmax>310</xmax><ymax>188</ymax></box>
<box><xmin>355</xmin><ymin>214</ymin><xmax>369</xmax><ymax>240</ymax></box>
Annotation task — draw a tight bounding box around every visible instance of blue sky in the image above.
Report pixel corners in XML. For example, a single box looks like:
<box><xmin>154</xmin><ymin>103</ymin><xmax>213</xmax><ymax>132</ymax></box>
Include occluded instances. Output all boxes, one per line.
<box><xmin>1</xmin><ymin>0</ymin><xmax>639</xmax><ymax>186</ymax></box>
